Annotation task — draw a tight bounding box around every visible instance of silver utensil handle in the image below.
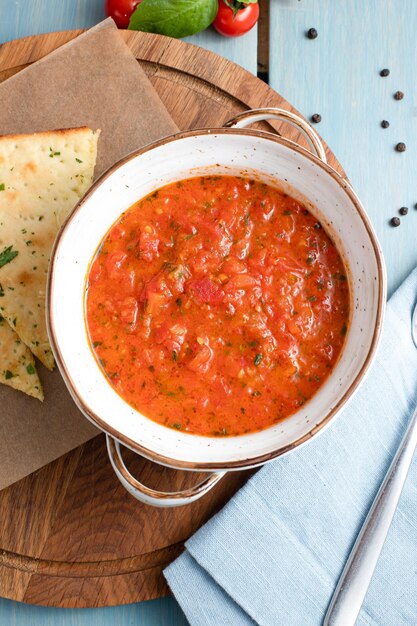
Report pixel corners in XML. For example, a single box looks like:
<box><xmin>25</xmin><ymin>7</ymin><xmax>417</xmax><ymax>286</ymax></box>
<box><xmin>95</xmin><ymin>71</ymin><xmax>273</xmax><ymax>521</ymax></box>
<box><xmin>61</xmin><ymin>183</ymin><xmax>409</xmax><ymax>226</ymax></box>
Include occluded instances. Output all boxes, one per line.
<box><xmin>324</xmin><ymin>405</ymin><xmax>417</xmax><ymax>626</ymax></box>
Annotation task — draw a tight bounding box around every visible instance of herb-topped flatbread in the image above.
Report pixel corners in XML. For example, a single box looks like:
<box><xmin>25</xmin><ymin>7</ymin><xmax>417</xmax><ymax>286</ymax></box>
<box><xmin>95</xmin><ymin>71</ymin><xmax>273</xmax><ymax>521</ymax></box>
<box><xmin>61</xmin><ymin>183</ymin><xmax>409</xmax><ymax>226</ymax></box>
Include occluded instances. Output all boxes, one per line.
<box><xmin>0</xmin><ymin>315</ymin><xmax>43</xmax><ymax>400</ymax></box>
<box><xmin>0</xmin><ymin>128</ymin><xmax>99</xmax><ymax>373</ymax></box>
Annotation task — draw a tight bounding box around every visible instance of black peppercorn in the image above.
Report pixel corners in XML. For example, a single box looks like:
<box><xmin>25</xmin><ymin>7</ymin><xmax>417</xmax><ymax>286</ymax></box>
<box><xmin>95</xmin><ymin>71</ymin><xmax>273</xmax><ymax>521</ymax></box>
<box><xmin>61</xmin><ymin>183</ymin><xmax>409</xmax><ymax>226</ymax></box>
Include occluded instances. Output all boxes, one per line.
<box><xmin>399</xmin><ymin>207</ymin><xmax>408</xmax><ymax>215</ymax></box>
<box><xmin>381</xmin><ymin>120</ymin><xmax>389</xmax><ymax>128</ymax></box>
<box><xmin>390</xmin><ymin>217</ymin><xmax>401</xmax><ymax>227</ymax></box>
<box><xmin>394</xmin><ymin>91</ymin><xmax>404</xmax><ymax>100</ymax></box>
<box><xmin>307</xmin><ymin>28</ymin><xmax>318</xmax><ymax>39</ymax></box>
<box><xmin>311</xmin><ymin>113</ymin><xmax>322</xmax><ymax>124</ymax></box>
<box><xmin>314</xmin><ymin>222</ymin><xmax>322</xmax><ymax>229</ymax></box>
<box><xmin>396</xmin><ymin>142</ymin><xmax>406</xmax><ymax>152</ymax></box>
<box><xmin>380</xmin><ymin>68</ymin><xmax>390</xmax><ymax>77</ymax></box>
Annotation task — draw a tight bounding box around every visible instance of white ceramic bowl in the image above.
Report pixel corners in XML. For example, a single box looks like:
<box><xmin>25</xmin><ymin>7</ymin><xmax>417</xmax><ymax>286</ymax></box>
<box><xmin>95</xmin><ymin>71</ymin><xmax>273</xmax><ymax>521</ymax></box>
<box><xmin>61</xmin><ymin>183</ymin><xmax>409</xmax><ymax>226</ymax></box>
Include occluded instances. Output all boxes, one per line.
<box><xmin>47</xmin><ymin>109</ymin><xmax>386</xmax><ymax>507</ymax></box>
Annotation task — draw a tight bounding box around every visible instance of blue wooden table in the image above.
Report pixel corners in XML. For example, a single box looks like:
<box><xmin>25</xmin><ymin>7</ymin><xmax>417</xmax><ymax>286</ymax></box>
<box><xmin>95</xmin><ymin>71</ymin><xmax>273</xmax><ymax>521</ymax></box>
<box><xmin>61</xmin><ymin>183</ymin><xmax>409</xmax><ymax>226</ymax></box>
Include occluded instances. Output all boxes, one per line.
<box><xmin>270</xmin><ymin>0</ymin><xmax>417</xmax><ymax>298</ymax></box>
<box><xmin>0</xmin><ymin>1</ymin><xmax>416</xmax><ymax>624</ymax></box>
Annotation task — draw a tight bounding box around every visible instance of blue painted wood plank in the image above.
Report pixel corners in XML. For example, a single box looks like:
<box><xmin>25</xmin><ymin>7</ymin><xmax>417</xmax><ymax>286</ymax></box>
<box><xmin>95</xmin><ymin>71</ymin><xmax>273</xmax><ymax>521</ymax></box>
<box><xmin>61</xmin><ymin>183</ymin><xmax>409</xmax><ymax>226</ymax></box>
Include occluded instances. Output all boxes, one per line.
<box><xmin>269</xmin><ymin>0</ymin><xmax>417</xmax><ymax>297</ymax></box>
<box><xmin>0</xmin><ymin>597</ymin><xmax>188</xmax><ymax>625</ymax></box>
<box><xmin>0</xmin><ymin>0</ymin><xmax>106</xmax><ymax>42</ymax></box>
<box><xmin>0</xmin><ymin>0</ymin><xmax>257</xmax><ymax>74</ymax></box>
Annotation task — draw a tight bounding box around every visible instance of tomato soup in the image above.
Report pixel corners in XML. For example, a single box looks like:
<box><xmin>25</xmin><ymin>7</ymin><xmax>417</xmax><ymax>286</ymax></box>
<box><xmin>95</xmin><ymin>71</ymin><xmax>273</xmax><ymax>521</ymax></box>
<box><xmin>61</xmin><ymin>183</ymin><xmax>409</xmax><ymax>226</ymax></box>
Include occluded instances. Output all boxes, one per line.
<box><xmin>86</xmin><ymin>176</ymin><xmax>350</xmax><ymax>437</ymax></box>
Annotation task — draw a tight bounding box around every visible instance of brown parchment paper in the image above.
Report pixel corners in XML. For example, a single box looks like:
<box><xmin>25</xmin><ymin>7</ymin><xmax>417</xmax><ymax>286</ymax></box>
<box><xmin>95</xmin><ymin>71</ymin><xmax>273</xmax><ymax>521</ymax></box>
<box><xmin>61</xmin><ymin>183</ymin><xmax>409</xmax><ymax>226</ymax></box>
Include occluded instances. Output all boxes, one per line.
<box><xmin>0</xmin><ymin>19</ymin><xmax>178</xmax><ymax>490</ymax></box>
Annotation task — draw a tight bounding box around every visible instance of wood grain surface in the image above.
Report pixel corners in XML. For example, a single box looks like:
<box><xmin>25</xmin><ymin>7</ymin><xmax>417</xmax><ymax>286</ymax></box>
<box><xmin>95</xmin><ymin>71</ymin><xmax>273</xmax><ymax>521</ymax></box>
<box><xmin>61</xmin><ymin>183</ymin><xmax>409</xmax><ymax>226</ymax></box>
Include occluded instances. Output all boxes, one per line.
<box><xmin>0</xmin><ymin>0</ymin><xmax>258</xmax><ymax>75</ymax></box>
<box><xmin>0</xmin><ymin>29</ymin><xmax>344</xmax><ymax>609</ymax></box>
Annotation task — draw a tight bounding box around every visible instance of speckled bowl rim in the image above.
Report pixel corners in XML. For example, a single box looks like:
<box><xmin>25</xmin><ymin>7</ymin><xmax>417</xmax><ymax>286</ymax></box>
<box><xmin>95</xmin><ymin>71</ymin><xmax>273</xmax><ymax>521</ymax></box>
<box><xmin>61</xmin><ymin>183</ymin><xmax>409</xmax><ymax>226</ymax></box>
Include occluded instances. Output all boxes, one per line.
<box><xmin>47</xmin><ymin>127</ymin><xmax>386</xmax><ymax>471</ymax></box>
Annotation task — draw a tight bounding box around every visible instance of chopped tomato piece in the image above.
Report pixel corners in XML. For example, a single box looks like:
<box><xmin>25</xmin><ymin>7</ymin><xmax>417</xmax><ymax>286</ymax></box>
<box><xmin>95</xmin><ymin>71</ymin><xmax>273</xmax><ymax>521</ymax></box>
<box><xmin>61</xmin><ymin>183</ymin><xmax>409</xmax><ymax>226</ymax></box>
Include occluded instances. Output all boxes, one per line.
<box><xmin>104</xmin><ymin>251</ymin><xmax>128</xmax><ymax>278</ymax></box>
<box><xmin>118</xmin><ymin>296</ymin><xmax>139</xmax><ymax>327</ymax></box>
<box><xmin>187</xmin><ymin>343</ymin><xmax>213</xmax><ymax>373</ymax></box>
<box><xmin>139</xmin><ymin>226</ymin><xmax>159</xmax><ymax>262</ymax></box>
<box><xmin>145</xmin><ymin>291</ymin><xmax>167</xmax><ymax>316</ymax></box>
<box><xmin>188</xmin><ymin>277</ymin><xmax>225</xmax><ymax>305</ymax></box>
<box><xmin>221</xmin><ymin>257</ymin><xmax>246</xmax><ymax>274</ymax></box>
<box><xmin>154</xmin><ymin>322</ymin><xmax>187</xmax><ymax>352</ymax></box>
<box><xmin>226</xmin><ymin>273</ymin><xmax>258</xmax><ymax>290</ymax></box>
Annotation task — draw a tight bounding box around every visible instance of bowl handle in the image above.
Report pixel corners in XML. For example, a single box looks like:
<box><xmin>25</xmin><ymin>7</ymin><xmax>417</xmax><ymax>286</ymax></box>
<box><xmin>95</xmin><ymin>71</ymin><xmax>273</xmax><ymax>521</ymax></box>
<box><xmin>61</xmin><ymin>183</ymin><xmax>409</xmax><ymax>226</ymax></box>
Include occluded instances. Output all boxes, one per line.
<box><xmin>224</xmin><ymin>107</ymin><xmax>327</xmax><ymax>163</ymax></box>
<box><xmin>106</xmin><ymin>435</ymin><xmax>226</xmax><ymax>508</ymax></box>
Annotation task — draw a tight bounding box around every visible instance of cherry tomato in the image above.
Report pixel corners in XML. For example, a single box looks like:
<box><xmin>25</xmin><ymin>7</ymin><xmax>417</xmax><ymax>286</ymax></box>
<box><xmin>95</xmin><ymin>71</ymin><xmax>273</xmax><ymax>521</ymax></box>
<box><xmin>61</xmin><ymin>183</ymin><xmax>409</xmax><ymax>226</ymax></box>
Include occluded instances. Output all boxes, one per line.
<box><xmin>105</xmin><ymin>0</ymin><xmax>142</xmax><ymax>29</ymax></box>
<box><xmin>213</xmin><ymin>1</ymin><xmax>259</xmax><ymax>37</ymax></box>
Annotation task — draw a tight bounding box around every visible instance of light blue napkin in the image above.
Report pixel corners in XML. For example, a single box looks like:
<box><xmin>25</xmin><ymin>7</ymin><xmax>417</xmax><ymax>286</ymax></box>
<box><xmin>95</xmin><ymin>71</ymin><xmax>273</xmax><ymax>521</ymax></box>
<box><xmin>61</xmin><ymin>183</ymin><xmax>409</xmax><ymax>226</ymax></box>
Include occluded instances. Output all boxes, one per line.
<box><xmin>165</xmin><ymin>267</ymin><xmax>417</xmax><ymax>626</ymax></box>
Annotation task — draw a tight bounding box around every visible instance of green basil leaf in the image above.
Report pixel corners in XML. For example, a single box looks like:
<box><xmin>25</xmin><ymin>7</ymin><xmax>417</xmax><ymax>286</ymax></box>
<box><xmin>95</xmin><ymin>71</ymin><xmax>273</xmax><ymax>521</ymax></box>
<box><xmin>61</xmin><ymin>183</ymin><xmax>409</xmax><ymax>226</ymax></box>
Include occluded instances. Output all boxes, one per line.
<box><xmin>0</xmin><ymin>246</ymin><xmax>18</xmax><ymax>269</ymax></box>
<box><xmin>225</xmin><ymin>0</ymin><xmax>258</xmax><ymax>7</ymax></box>
<box><xmin>224</xmin><ymin>0</ymin><xmax>257</xmax><ymax>15</ymax></box>
<box><xmin>129</xmin><ymin>0</ymin><xmax>218</xmax><ymax>39</ymax></box>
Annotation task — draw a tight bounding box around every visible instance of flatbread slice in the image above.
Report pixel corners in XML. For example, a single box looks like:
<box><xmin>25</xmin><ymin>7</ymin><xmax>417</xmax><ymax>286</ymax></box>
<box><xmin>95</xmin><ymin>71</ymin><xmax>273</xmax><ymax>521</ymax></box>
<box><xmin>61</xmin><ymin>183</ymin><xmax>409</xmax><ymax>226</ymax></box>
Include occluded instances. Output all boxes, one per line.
<box><xmin>0</xmin><ymin>127</ymin><xmax>99</xmax><ymax>370</ymax></box>
<box><xmin>0</xmin><ymin>315</ymin><xmax>43</xmax><ymax>400</ymax></box>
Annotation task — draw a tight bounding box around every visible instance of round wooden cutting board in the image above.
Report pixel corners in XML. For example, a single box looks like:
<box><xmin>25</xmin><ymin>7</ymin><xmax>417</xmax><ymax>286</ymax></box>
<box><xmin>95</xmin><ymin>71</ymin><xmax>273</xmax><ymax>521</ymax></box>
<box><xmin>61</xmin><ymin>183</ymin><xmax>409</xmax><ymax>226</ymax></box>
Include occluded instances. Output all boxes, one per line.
<box><xmin>0</xmin><ymin>30</ymin><xmax>345</xmax><ymax>609</ymax></box>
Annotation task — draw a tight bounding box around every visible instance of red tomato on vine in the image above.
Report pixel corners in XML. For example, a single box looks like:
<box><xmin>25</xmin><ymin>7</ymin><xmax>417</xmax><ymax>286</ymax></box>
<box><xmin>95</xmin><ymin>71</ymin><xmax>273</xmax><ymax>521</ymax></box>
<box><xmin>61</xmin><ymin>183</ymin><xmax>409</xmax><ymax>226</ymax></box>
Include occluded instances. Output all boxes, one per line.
<box><xmin>105</xmin><ymin>0</ymin><xmax>142</xmax><ymax>29</ymax></box>
<box><xmin>213</xmin><ymin>0</ymin><xmax>259</xmax><ymax>37</ymax></box>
